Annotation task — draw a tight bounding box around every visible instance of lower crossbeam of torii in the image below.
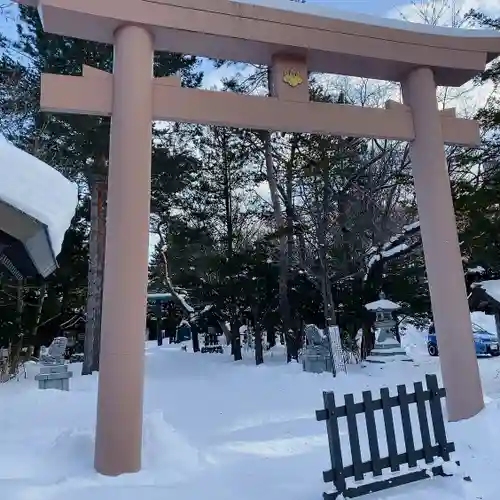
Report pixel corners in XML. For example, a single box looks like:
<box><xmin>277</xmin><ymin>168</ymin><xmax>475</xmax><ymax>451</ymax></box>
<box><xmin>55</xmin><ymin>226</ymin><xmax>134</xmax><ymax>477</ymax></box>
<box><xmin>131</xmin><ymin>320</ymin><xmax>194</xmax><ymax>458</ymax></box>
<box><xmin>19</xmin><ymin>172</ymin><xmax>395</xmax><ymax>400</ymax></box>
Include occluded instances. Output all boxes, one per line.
<box><xmin>43</xmin><ymin>64</ymin><xmax>479</xmax><ymax>145</ymax></box>
<box><xmin>16</xmin><ymin>0</ymin><xmax>500</xmax><ymax>478</ymax></box>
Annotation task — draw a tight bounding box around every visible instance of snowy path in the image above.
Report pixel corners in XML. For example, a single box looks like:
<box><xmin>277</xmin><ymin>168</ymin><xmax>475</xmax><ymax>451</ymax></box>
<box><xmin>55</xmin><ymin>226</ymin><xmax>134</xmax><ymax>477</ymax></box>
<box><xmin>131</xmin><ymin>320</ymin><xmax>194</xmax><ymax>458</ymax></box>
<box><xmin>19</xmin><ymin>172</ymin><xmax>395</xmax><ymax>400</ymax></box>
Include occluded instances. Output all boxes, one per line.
<box><xmin>1</xmin><ymin>341</ymin><xmax>500</xmax><ymax>500</ymax></box>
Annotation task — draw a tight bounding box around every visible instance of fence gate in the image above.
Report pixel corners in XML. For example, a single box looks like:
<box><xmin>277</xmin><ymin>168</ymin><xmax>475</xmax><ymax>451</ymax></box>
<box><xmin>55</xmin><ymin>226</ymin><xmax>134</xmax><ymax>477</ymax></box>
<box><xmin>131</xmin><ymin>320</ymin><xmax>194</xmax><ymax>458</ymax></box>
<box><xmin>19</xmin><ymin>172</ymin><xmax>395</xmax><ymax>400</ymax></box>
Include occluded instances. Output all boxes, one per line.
<box><xmin>316</xmin><ymin>374</ymin><xmax>458</xmax><ymax>499</ymax></box>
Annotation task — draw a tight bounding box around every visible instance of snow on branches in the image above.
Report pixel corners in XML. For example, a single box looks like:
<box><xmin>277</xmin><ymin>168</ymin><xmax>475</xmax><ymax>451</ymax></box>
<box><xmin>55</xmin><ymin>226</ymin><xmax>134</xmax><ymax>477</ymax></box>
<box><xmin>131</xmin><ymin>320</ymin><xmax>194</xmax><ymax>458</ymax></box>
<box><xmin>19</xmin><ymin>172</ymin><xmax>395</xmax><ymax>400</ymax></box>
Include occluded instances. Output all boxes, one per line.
<box><xmin>364</xmin><ymin>221</ymin><xmax>421</xmax><ymax>281</ymax></box>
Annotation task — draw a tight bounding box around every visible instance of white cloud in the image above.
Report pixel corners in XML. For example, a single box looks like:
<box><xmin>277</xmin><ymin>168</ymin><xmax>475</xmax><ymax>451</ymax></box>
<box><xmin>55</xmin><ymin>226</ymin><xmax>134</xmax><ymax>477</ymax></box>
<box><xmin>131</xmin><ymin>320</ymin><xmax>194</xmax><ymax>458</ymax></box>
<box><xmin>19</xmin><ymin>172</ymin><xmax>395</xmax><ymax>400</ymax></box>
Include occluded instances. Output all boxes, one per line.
<box><xmin>387</xmin><ymin>0</ymin><xmax>499</xmax><ymax>116</ymax></box>
<box><xmin>201</xmin><ymin>60</ymin><xmax>256</xmax><ymax>90</ymax></box>
<box><xmin>388</xmin><ymin>0</ymin><xmax>500</xmax><ymax>27</ymax></box>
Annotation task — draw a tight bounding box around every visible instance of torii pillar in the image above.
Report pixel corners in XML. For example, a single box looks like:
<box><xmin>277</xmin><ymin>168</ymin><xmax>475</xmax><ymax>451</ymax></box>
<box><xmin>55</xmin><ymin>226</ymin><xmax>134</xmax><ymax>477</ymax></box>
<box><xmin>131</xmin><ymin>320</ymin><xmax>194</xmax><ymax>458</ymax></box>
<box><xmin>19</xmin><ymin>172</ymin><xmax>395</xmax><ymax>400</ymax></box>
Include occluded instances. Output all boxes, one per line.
<box><xmin>94</xmin><ymin>25</ymin><xmax>154</xmax><ymax>475</ymax></box>
<box><xmin>403</xmin><ymin>67</ymin><xmax>483</xmax><ymax>421</ymax></box>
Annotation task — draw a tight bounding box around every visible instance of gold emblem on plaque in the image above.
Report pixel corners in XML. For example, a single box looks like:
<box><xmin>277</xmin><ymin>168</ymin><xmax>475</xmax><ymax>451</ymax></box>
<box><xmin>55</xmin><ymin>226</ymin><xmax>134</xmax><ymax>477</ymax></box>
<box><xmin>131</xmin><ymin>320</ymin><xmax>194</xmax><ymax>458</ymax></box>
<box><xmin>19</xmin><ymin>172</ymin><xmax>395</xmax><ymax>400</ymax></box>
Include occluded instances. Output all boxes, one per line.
<box><xmin>283</xmin><ymin>69</ymin><xmax>304</xmax><ymax>88</ymax></box>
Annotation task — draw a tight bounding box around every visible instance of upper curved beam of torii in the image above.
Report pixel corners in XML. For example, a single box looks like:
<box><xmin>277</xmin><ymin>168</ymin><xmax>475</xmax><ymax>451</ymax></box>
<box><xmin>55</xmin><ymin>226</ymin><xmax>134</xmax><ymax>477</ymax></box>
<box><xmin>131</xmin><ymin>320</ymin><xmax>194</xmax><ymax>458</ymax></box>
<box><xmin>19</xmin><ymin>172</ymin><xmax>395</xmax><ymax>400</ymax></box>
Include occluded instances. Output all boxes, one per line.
<box><xmin>17</xmin><ymin>0</ymin><xmax>500</xmax><ymax>86</ymax></box>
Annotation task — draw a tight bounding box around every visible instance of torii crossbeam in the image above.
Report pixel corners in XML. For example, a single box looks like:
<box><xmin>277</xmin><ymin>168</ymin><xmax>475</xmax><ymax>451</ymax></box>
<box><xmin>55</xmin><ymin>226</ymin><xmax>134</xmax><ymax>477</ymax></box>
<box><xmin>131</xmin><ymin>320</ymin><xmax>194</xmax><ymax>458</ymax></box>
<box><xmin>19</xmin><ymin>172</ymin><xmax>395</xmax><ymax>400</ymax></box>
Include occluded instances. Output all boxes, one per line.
<box><xmin>16</xmin><ymin>0</ymin><xmax>500</xmax><ymax>477</ymax></box>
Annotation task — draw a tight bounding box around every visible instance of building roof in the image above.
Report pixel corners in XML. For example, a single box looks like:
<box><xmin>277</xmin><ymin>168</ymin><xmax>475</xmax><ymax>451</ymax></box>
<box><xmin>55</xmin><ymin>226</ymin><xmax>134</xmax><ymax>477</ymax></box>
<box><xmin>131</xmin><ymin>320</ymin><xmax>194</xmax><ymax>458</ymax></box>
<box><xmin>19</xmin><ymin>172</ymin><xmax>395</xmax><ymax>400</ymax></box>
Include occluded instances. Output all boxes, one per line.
<box><xmin>0</xmin><ymin>134</ymin><xmax>78</xmax><ymax>278</ymax></box>
<box><xmin>0</xmin><ymin>134</ymin><xmax>78</xmax><ymax>257</ymax></box>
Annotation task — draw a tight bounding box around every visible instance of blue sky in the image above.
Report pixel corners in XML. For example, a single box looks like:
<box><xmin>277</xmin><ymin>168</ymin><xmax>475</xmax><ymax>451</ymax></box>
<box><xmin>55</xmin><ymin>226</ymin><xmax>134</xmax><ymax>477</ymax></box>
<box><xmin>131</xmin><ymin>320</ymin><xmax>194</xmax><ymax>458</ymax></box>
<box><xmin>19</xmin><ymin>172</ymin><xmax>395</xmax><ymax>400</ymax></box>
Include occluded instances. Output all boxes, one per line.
<box><xmin>308</xmin><ymin>0</ymin><xmax>401</xmax><ymax>14</ymax></box>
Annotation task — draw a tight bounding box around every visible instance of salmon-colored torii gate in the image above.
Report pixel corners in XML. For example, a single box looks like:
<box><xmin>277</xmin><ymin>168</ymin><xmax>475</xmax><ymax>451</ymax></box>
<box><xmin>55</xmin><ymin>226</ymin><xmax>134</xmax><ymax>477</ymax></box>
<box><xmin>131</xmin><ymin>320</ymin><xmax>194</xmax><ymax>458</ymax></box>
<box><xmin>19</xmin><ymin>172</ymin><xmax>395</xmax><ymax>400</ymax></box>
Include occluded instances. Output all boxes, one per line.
<box><xmin>17</xmin><ymin>0</ymin><xmax>500</xmax><ymax>476</ymax></box>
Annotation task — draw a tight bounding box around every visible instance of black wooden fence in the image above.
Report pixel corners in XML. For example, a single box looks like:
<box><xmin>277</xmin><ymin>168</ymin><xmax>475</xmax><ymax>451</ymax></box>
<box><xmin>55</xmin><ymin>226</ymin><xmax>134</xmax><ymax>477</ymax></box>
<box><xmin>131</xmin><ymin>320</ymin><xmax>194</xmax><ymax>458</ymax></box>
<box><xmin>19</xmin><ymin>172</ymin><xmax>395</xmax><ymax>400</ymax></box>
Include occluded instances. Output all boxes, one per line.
<box><xmin>316</xmin><ymin>374</ymin><xmax>457</xmax><ymax>499</ymax></box>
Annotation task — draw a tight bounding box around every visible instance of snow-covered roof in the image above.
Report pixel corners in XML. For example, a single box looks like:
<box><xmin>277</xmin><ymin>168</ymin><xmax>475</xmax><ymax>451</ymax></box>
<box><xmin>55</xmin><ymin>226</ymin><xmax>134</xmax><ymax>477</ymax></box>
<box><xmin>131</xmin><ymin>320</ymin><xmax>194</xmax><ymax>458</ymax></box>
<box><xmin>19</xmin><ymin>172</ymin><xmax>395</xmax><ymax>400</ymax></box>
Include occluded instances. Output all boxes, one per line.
<box><xmin>231</xmin><ymin>0</ymin><xmax>500</xmax><ymax>38</ymax></box>
<box><xmin>474</xmin><ymin>280</ymin><xmax>500</xmax><ymax>304</ymax></box>
<box><xmin>365</xmin><ymin>299</ymin><xmax>401</xmax><ymax>311</ymax></box>
<box><xmin>0</xmin><ymin>134</ymin><xmax>78</xmax><ymax>256</ymax></box>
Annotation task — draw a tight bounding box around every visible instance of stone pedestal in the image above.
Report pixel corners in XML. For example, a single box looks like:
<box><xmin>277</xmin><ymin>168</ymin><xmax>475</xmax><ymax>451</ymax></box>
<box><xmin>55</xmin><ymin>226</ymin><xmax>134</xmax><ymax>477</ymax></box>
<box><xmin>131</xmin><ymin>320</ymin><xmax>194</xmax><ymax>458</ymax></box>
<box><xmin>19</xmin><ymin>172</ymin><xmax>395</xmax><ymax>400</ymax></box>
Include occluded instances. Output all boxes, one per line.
<box><xmin>366</xmin><ymin>329</ymin><xmax>411</xmax><ymax>364</ymax></box>
<box><xmin>302</xmin><ymin>325</ymin><xmax>334</xmax><ymax>374</ymax></box>
<box><xmin>302</xmin><ymin>348</ymin><xmax>333</xmax><ymax>373</ymax></box>
<box><xmin>35</xmin><ymin>364</ymin><xmax>72</xmax><ymax>390</ymax></box>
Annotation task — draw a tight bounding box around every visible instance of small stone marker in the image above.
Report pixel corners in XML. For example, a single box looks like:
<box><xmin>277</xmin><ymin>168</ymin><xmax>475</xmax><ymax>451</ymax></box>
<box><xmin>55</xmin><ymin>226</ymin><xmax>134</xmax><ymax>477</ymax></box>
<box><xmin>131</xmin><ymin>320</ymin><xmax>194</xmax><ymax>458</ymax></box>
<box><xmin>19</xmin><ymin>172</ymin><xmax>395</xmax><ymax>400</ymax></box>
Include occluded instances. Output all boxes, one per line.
<box><xmin>35</xmin><ymin>337</ymin><xmax>73</xmax><ymax>391</ymax></box>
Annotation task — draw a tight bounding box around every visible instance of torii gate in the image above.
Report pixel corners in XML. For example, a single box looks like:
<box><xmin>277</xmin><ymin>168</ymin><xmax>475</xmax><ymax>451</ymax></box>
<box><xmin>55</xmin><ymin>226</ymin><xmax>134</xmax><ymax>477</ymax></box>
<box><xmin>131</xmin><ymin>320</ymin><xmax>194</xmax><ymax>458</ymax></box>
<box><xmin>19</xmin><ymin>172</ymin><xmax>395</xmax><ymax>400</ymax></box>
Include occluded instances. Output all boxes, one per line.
<box><xmin>17</xmin><ymin>0</ymin><xmax>500</xmax><ymax>476</ymax></box>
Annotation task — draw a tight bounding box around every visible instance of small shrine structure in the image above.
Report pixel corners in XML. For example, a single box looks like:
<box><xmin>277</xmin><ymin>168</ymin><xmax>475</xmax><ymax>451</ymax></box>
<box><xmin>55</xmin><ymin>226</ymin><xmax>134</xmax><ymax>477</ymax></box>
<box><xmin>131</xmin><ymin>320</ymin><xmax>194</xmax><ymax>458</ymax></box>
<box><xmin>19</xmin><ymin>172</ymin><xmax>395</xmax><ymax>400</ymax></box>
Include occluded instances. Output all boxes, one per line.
<box><xmin>364</xmin><ymin>293</ymin><xmax>410</xmax><ymax>363</ymax></box>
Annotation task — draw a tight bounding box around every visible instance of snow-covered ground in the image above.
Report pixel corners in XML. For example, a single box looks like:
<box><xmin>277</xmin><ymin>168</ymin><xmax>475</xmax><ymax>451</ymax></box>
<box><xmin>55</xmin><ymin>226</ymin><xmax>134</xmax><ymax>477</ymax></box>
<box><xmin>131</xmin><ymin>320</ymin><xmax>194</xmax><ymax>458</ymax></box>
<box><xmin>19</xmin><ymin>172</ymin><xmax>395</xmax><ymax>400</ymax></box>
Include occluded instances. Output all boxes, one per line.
<box><xmin>2</xmin><ymin>329</ymin><xmax>500</xmax><ymax>500</ymax></box>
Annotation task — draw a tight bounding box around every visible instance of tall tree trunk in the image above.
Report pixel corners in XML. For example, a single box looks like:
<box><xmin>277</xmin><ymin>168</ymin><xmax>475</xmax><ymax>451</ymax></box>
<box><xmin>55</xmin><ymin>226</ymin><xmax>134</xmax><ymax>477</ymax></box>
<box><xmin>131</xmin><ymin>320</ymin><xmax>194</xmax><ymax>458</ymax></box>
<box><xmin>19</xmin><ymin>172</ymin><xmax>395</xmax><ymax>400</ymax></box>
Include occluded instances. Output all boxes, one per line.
<box><xmin>263</xmin><ymin>66</ymin><xmax>296</xmax><ymax>361</ymax></box>
<box><xmin>82</xmin><ymin>179</ymin><xmax>99</xmax><ymax>376</ymax></box>
<box><xmin>266</xmin><ymin>323</ymin><xmax>276</xmax><ymax>348</ymax></box>
<box><xmin>231</xmin><ymin>319</ymin><xmax>242</xmax><ymax>361</ymax></box>
<box><xmin>319</xmin><ymin>155</ymin><xmax>336</xmax><ymax>328</ymax></box>
<box><xmin>157</xmin><ymin>226</ymin><xmax>200</xmax><ymax>354</ymax></box>
<box><xmin>91</xmin><ymin>176</ymin><xmax>107</xmax><ymax>371</ymax></box>
<box><xmin>29</xmin><ymin>282</ymin><xmax>47</xmax><ymax>340</ymax></box>
<box><xmin>254</xmin><ymin>309</ymin><xmax>263</xmax><ymax>365</ymax></box>
<box><xmin>316</xmin><ymin>155</ymin><xmax>344</xmax><ymax>375</ymax></box>
<box><xmin>320</xmin><ymin>270</ymin><xmax>335</xmax><ymax>328</ymax></box>
<box><xmin>82</xmin><ymin>165</ymin><xmax>107</xmax><ymax>375</ymax></box>
<box><xmin>261</xmin><ymin>127</ymin><xmax>294</xmax><ymax>361</ymax></box>
<box><xmin>155</xmin><ymin>302</ymin><xmax>163</xmax><ymax>346</ymax></box>
<box><xmin>221</xmin><ymin>132</ymin><xmax>242</xmax><ymax>362</ymax></box>
<box><xmin>191</xmin><ymin>324</ymin><xmax>200</xmax><ymax>353</ymax></box>
<box><xmin>8</xmin><ymin>279</ymin><xmax>24</xmax><ymax>378</ymax></box>
<box><xmin>361</xmin><ymin>321</ymin><xmax>374</xmax><ymax>359</ymax></box>
<box><xmin>286</xmin><ymin>137</ymin><xmax>301</xmax><ymax>359</ymax></box>
<box><xmin>222</xmin><ymin>132</ymin><xmax>233</xmax><ymax>259</ymax></box>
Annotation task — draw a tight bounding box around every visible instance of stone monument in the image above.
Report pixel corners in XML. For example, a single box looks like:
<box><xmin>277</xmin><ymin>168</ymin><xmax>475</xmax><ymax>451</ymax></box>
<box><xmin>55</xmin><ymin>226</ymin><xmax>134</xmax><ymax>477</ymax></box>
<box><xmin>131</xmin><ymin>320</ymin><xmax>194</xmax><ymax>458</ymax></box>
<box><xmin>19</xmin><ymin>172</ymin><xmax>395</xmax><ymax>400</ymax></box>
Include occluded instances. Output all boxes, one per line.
<box><xmin>364</xmin><ymin>293</ymin><xmax>410</xmax><ymax>363</ymax></box>
<box><xmin>35</xmin><ymin>336</ymin><xmax>72</xmax><ymax>391</ymax></box>
<box><xmin>302</xmin><ymin>324</ymin><xmax>333</xmax><ymax>374</ymax></box>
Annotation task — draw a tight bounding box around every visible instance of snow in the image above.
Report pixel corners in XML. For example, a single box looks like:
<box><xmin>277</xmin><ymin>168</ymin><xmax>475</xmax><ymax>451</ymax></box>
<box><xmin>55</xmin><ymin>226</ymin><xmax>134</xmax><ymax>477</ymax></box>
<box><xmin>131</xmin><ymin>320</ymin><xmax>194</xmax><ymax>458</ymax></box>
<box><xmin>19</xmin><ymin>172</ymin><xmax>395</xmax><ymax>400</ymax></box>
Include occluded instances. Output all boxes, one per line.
<box><xmin>2</xmin><ymin>339</ymin><xmax>500</xmax><ymax>500</ymax></box>
<box><xmin>0</xmin><ymin>134</ymin><xmax>78</xmax><ymax>256</ymax></box>
<box><xmin>178</xmin><ymin>294</ymin><xmax>195</xmax><ymax>314</ymax></box>
<box><xmin>467</xmin><ymin>266</ymin><xmax>485</xmax><ymax>275</ymax></box>
<box><xmin>147</xmin><ymin>291</ymin><xmax>195</xmax><ymax>314</ymax></box>
<box><xmin>471</xmin><ymin>311</ymin><xmax>497</xmax><ymax>334</ymax></box>
<box><xmin>474</xmin><ymin>280</ymin><xmax>500</xmax><ymax>304</ymax></box>
<box><xmin>403</xmin><ymin>221</ymin><xmax>421</xmax><ymax>232</ymax></box>
<box><xmin>147</xmin><ymin>293</ymin><xmax>173</xmax><ymax>300</ymax></box>
<box><xmin>364</xmin><ymin>220</ymin><xmax>421</xmax><ymax>280</ymax></box>
<box><xmin>382</xmin><ymin>243</ymin><xmax>409</xmax><ymax>258</ymax></box>
<box><xmin>200</xmin><ymin>304</ymin><xmax>213</xmax><ymax>314</ymax></box>
<box><xmin>365</xmin><ymin>298</ymin><xmax>401</xmax><ymax>311</ymax></box>
<box><xmin>230</xmin><ymin>0</ymin><xmax>500</xmax><ymax>38</ymax></box>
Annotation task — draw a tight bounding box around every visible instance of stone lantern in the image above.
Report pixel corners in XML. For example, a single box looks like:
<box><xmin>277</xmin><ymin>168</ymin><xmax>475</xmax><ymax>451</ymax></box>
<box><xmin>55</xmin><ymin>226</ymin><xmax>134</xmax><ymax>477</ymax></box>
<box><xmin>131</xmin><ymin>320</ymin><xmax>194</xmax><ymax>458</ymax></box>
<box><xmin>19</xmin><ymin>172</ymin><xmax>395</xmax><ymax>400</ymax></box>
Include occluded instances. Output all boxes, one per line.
<box><xmin>364</xmin><ymin>292</ymin><xmax>410</xmax><ymax>363</ymax></box>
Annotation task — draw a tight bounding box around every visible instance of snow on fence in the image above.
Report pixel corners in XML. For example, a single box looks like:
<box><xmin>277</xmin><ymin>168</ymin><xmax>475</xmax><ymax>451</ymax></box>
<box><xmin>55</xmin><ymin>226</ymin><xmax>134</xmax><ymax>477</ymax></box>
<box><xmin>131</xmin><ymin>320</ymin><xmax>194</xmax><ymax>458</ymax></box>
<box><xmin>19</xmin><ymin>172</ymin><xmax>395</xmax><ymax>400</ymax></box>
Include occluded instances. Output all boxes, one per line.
<box><xmin>316</xmin><ymin>374</ymin><xmax>457</xmax><ymax>499</ymax></box>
